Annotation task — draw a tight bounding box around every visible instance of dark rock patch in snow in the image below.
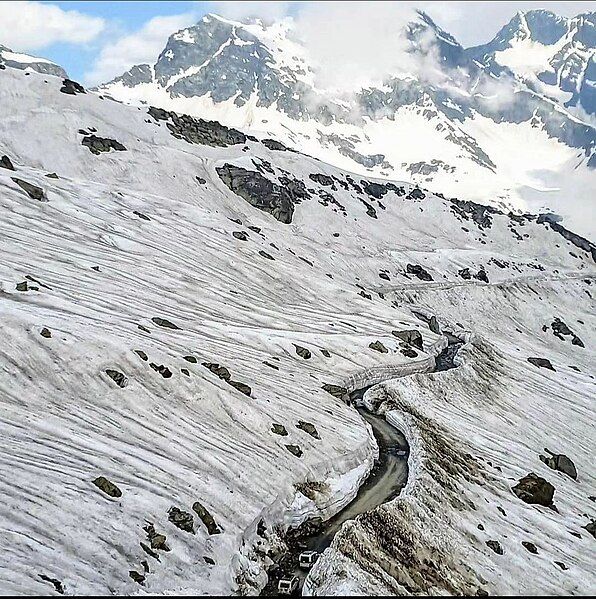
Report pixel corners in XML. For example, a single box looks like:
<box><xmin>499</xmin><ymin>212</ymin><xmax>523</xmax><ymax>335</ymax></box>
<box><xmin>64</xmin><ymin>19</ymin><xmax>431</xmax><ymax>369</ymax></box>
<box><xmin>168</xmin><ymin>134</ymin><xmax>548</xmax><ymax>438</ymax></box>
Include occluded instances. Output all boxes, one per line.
<box><xmin>38</xmin><ymin>574</ymin><xmax>64</xmax><ymax>595</ymax></box>
<box><xmin>407</xmin><ymin>264</ymin><xmax>433</xmax><ymax>281</ymax></box>
<box><xmin>151</xmin><ymin>317</ymin><xmax>181</xmax><ymax>330</ymax></box>
<box><xmin>285</xmin><ymin>444</ymin><xmax>303</xmax><ymax>458</ymax></box>
<box><xmin>0</xmin><ymin>155</ymin><xmax>15</xmax><ymax>170</ymax></box>
<box><xmin>296</xmin><ymin>421</ymin><xmax>320</xmax><ymax>440</ymax></box>
<box><xmin>105</xmin><ymin>369</ymin><xmax>128</xmax><ymax>388</ymax></box>
<box><xmin>148</xmin><ymin>106</ymin><xmax>246</xmax><ymax>147</ymax></box>
<box><xmin>81</xmin><ymin>135</ymin><xmax>127</xmax><ymax>155</ymax></box>
<box><xmin>369</xmin><ymin>340</ymin><xmax>388</xmax><ymax>353</ymax></box>
<box><xmin>59</xmin><ymin>79</ymin><xmax>85</xmax><ymax>95</ymax></box>
<box><xmin>192</xmin><ymin>501</ymin><xmax>221</xmax><ymax>535</ymax></box>
<box><xmin>217</xmin><ymin>164</ymin><xmax>297</xmax><ymax>224</ymax></box>
<box><xmin>92</xmin><ymin>476</ymin><xmax>122</xmax><ymax>498</ymax></box>
<box><xmin>11</xmin><ymin>178</ymin><xmax>47</xmax><ymax>201</ymax></box>
<box><xmin>294</xmin><ymin>344</ymin><xmax>311</xmax><ymax>359</ymax></box>
<box><xmin>168</xmin><ymin>506</ymin><xmax>194</xmax><ymax>533</ymax></box>
<box><xmin>539</xmin><ymin>449</ymin><xmax>577</xmax><ymax>480</ymax></box>
<box><xmin>512</xmin><ymin>473</ymin><xmax>555</xmax><ymax>507</ymax></box>
<box><xmin>527</xmin><ymin>357</ymin><xmax>555</xmax><ymax>371</ymax></box>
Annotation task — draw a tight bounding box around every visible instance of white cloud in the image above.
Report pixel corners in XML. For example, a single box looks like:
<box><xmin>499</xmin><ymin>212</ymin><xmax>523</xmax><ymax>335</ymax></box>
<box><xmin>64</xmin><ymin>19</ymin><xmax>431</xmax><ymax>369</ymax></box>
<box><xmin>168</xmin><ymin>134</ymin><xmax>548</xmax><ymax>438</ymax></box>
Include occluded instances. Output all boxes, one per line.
<box><xmin>84</xmin><ymin>13</ymin><xmax>199</xmax><ymax>86</ymax></box>
<box><xmin>209</xmin><ymin>1</ymin><xmax>292</xmax><ymax>22</ymax></box>
<box><xmin>0</xmin><ymin>1</ymin><xmax>105</xmax><ymax>51</ymax></box>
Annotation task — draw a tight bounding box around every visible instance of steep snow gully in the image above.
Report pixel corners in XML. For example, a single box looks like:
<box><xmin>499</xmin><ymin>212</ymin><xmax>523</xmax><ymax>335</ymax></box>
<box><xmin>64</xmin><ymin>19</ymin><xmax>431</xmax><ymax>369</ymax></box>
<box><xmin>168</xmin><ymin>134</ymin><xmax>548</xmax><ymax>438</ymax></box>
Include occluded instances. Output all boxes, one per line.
<box><xmin>262</xmin><ymin>311</ymin><xmax>467</xmax><ymax>595</ymax></box>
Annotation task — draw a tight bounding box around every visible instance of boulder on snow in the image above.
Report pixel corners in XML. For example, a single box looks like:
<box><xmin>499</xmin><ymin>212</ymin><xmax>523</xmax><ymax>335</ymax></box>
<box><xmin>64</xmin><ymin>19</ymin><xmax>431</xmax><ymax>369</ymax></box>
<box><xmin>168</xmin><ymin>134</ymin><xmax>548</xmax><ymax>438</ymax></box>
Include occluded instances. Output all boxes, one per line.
<box><xmin>369</xmin><ymin>340</ymin><xmax>388</xmax><ymax>353</ymax></box>
<box><xmin>297</xmin><ymin>420</ymin><xmax>320</xmax><ymax>439</ymax></box>
<box><xmin>59</xmin><ymin>79</ymin><xmax>85</xmax><ymax>95</ymax></box>
<box><xmin>192</xmin><ymin>501</ymin><xmax>221</xmax><ymax>535</ymax></box>
<box><xmin>92</xmin><ymin>476</ymin><xmax>122</xmax><ymax>498</ymax></box>
<box><xmin>512</xmin><ymin>473</ymin><xmax>555</xmax><ymax>507</ymax></box>
<box><xmin>105</xmin><ymin>369</ymin><xmax>128</xmax><ymax>388</ymax></box>
<box><xmin>151</xmin><ymin>316</ymin><xmax>181</xmax><ymax>330</ymax></box>
<box><xmin>539</xmin><ymin>449</ymin><xmax>577</xmax><ymax>480</ymax></box>
<box><xmin>81</xmin><ymin>135</ymin><xmax>126</xmax><ymax>155</ymax></box>
<box><xmin>0</xmin><ymin>155</ymin><xmax>15</xmax><ymax>170</ymax></box>
<box><xmin>392</xmin><ymin>329</ymin><xmax>423</xmax><ymax>350</ymax></box>
<box><xmin>11</xmin><ymin>177</ymin><xmax>47</xmax><ymax>201</ymax></box>
<box><xmin>294</xmin><ymin>344</ymin><xmax>311</xmax><ymax>359</ymax></box>
<box><xmin>406</xmin><ymin>263</ymin><xmax>433</xmax><ymax>281</ymax></box>
<box><xmin>527</xmin><ymin>357</ymin><xmax>556</xmax><ymax>371</ymax></box>
<box><xmin>285</xmin><ymin>444</ymin><xmax>303</xmax><ymax>458</ymax></box>
<box><xmin>168</xmin><ymin>506</ymin><xmax>194</xmax><ymax>533</ymax></box>
<box><xmin>271</xmin><ymin>423</ymin><xmax>288</xmax><ymax>436</ymax></box>
<box><xmin>322</xmin><ymin>383</ymin><xmax>347</xmax><ymax>398</ymax></box>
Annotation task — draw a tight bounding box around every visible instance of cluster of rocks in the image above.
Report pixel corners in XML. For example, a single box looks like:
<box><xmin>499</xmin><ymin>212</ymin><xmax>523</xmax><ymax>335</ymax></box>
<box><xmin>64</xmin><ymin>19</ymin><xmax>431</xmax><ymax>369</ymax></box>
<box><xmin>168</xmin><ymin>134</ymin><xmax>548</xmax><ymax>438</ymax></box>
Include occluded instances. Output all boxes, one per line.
<box><xmin>407</xmin><ymin>264</ymin><xmax>433</xmax><ymax>281</ymax></box>
<box><xmin>201</xmin><ymin>362</ymin><xmax>251</xmax><ymax>396</ymax></box>
<box><xmin>548</xmin><ymin>317</ymin><xmax>584</xmax><ymax>347</ymax></box>
<box><xmin>148</xmin><ymin>106</ymin><xmax>246</xmax><ymax>147</ymax></box>
<box><xmin>458</xmin><ymin>267</ymin><xmax>489</xmax><ymax>283</ymax></box>
<box><xmin>59</xmin><ymin>79</ymin><xmax>86</xmax><ymax>95</ymax></box>
<box><xmin>81</xmin><ymin>135</ymin><xmax>127</xmax><ymax>155</ymax></box>
<box><xmin>217</xmin><ymin>164</ymin><xmax>297</xmax><ymax>224</ymax></box>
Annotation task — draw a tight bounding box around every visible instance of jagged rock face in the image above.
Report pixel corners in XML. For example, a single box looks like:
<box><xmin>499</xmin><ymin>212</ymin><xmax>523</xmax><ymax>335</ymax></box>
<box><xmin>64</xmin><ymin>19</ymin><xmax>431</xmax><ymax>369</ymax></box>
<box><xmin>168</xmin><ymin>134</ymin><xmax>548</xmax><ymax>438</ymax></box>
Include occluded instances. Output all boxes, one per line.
<box><xmin>512</xmin><ymin>473</ymin><xmax>555</xmax><ymax>506</ymax></box>
<box><xmin>467</xmin><ymin>10</ymin><xmax>596</xmax><ymax>115</ymax></box>
<box><xmin>217</xmin><ymin>164</ymin><xmax>297</xmax><ymax>223</ymax></box>
<box><xmin>97</xmin><ymin>11</ymin><xmax>596</xmax><ymax>204</ymax></box>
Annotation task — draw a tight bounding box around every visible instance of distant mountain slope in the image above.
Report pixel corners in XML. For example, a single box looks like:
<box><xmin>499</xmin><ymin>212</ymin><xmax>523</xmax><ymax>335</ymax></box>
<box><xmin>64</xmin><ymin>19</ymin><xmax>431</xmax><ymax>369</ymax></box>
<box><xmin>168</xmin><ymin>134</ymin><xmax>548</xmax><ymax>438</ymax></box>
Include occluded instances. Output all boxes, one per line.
<box><xmin>96</xmin><ymin>11</ymin><xmax>595</xmax><ymax>237</ymax></box>
<box><xmin>0</xmin><ymin>44</ymin><xmax>67</xmax><ymax>78</ymax></box>
<box><xmin>467</xmin><ymin>10</ymin><xmax>596</xmax><ymax>116</ymax></box>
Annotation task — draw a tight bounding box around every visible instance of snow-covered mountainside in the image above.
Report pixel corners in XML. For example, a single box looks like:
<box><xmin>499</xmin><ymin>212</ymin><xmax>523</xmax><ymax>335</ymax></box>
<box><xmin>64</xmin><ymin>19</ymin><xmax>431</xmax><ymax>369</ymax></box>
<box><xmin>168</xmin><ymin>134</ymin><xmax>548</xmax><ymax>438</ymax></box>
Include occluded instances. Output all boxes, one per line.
<box><xmin>467</xmin><ymin>10</ymin><xmax>596</xmax><ymax>117</ymax></box>
<box><xmin>97</xmin><ymin>11</ymin><xmax>596</xmax><ymax>239</ymax></box>
<box><xmin>0</xmin><ymin>61</ymin><xmax>595</xmax><ymax>596</ymax></box>
<box><xmin>0</xmin><ymin>44</ymin><xmax>67</xmax><ymax>78</ymax></box>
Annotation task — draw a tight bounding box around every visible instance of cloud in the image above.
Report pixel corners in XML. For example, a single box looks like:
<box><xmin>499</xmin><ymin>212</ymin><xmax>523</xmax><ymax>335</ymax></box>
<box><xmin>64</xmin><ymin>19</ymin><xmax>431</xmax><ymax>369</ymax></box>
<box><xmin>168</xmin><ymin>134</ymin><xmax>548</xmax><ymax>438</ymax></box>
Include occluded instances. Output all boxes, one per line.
<box><xmin>0</xmin><ymin>1</ymin><xmax>105</xmax><ymax>51</ymax></box>
<box><xmin>84</xmin><ymin>12</ymin><xmax>199</xmax><ymax>85</ymax></box>
<box><xmin>208</xmin><ymin>1</ymin><xmax>292</xmax><ymax>22</ymax></box>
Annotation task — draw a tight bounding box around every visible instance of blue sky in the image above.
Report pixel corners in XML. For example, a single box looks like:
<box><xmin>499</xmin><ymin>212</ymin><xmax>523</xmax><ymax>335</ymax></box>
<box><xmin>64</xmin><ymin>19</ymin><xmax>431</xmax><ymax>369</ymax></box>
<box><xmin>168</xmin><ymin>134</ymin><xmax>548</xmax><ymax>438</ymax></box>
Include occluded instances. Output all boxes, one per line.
<box><xmin>0</xmin><ymin>1</ymin><xmax>593</xmax><ymax>84</ymax></box>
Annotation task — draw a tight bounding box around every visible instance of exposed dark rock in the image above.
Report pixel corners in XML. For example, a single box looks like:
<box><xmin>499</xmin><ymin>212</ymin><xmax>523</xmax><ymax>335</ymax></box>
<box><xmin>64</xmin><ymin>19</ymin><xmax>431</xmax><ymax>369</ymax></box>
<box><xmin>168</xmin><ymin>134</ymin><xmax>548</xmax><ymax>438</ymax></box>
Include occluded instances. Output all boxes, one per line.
<box><xmin>202</xmin><ymin>362</ymin><xmax>231</xmax><ymax>381</ymax></box>
<box><xmin>40</xmin><ymin>328</ymin><xmax>52</xmax><ymax>338</ymax></box>
<box><xmin>400</xmin><ymin>347</ymin><xmax>418</xmax><ymax>358</ymax></box>
<box><xmin>232</xmin><ymin>230</ymin><xmax>248</xmax><ymax>241</ymax></box>
<box><xmin>369</xmin><ymin>340</ymin><xmax>388</xmax><ymax>353</ymax></box>
<box><xmin>539</xmin><ymin>449</ymin><xmax>577</xmax><ymax>480</ymax></box>
<box><xmin>450</xmin><ymin>197</ymin><xmax>498</xmax><ymax>229</ymax></box>
<box><xmin>204</xmin><ymin>556</ymin><xmax>215</xmax><ymax>565</ymax></box>
<box><xmin>135</xmin><ymin>350</ymin><xmax>148</xmax><ymax>361</ymax></box>
<box><xmin>261</xmin><ymin>138</ymin><xmax>291</xmax><ymax>151</ymax></box>
<box><xmin>228</xmin><ymin>379</ymin><xmax>251</xmax><ymax>396</ymax></box>
<box><xmin>196</xmin><ymin>176</ymin><xmax>206</xmax><ymax>184</ymax></box>
<box><xmin>11</xmin><ymin>177</ymin><xmax>47</xmax><ymax>201</ymax></box>
<box><xmin>140</xmin><ymin>542</ymin><xmax>159</xmax><ymax>560</ymax></box>
<box><xmin>360</xmin><ymin>180</ymin><xmax>388</xmax><ymax>199</ymax></box>
<box><xmin>294</xmin><ymin>344</ymin><xmax>311</xmax><ymax>359</ymax></box>
<box><xmin>82</xmin><ymin>135</ymin><xmax>127</xmax><ymax>155</ymax></box>
<box><xmin>148</xmin><ymin>106</ymin><xmax>246</xmax><ymax>147</ymax></box>
<box><xmin>144</xmin><ymin>523</ymin><xmax>170</xmax><ymax>551</ymax></box>
<box><xmin>183</xmin><ymin>355</ymin><xmax>197</xmax><ymax>363</ymax></box>
<box><xmin>38</xmin><ymin>575</ymin><xmax>64</xmax><ymax>594</ymax></box>
<box><xmin>392</xmin><ymin>329</ymin><xmax>423</xmax><ymax>350</ymax></box>
<box><xmin>379</xmin><ymin>272</ymin><xmax>390</xmax><ymax>281</ymax></box>
<box><xmin>271</xmin><ymin>423</ymin><xmax>288</xmax><ymax>436</ymax></box>
<box><xmin>92</xmin><ymin>476</ymin><xmax>122</xmax><ymax>498</ymax></box>
<box><xmin>285</xmin><ymin>444</ymin><xmax>303</xmax><ymax>458</ymax></box>
<box><xmin>551</xmin><ymin>317</ymin><xmax>584</xmax><ymax>347</ymax></box>
<box><xmin>105</xmin><ymin>369</ymin><xmax>128</xmax><ymax>388</ymax></box>
<box><xmin>522</xmin><ymin>541</ymin><xmax>538</xmax><ymax>554</ymax></box>
<box><xmin>168</xmin><ymin>506</ymin><xmax>194</xmax><ymax>533</ymax></box>
<box><xmin>583</xmin><ymin>519</ymin><xmax>595</xmax><ymax>539</ymax></box>
<box><xmin>309</xmin><ymin>173</ymin><xmax>335</xmax><ymax>188</ymax></box>
<box><xmin>297</xmin><ymin>420</ymin><xmax>320</xmax><ymax>440</ymax></box>
<box><xmin>181</xmin><ymin>368</ymin><xmax>190</xmax><ymax>376</ymax></box>
<box><xmin>129</xmin><ymin>570</ymin><xmax>145</xmax><ymax>585</ymax></box>
<box><xmin>321</xmin><ymin>349</ymin><xmax>331</xmax><ymax>358</ymax></box>
<box><xmin>151</xmin><ymin>316</ymin><xmax>181</xmax><ymax>330</ymax></box>
<box><xmin>512</xmin><ymin>473</ymin><xmax>555</xmax><ymax>506</ymax></box>
<box><xmin>322</xmin><ymin>383</ymin><xmax>347</xmax><ymax>398</ymax></box>
<box><xmin>0</xmin><ymin>155</ymin><xmax>15</xmax><ymax>170</ymax></box>
<box><xmin>133</xmin><ymin>210</ymin><xmax>150</xmax><ymax>221</ymax></box>
<box><xmin>217</xmin><ymin>164</ymin><xmax>297</xmax><ymax>223</ymax></box>
<box><xmin>263</xmin><ymin>360</ymin><xmax>279</xmax><ymax>370</ymax></box>
<box><xmin>259</xmin><ymin>250</ymin><xmax>275</xmax><ymax>260</ymax></box>
<box><xmin>407</xmin><ymin>263</ymin><xmax>433</xmax><ymax>281</ymax></box>
<box><xmin>150</xmin><ymin>363</ymin><xmax>172</xmax><ymax>378</ymax></box>
<box><xmin>16</xmin><ymin>281</ymin><xmax>33</xmax><ymax>292</ymax></box>
<box><xmin>192</xmin><ymin>501</ymin><xmax>221</xmax><ymax>535</ymax></box>
<box><xmin>527</xmin><ymin>357</ymin><xmax>555</xmax><ymax>371</ymax></box>
<box><xmin>407</xmin><ymin>187</ymin><xmax>426</xmax><ymax>200</ymax></box>
<box><xmin>554</xmin><ymin>561</ymin><xmax>568</xmax><ymax>570</ymax></box>
<box><xmin>485</xmin><ymin>540</ymin><xmax>503</xmax><ymax>555</ymax></box>
<box><xmin>429</xmin><ymin>316</ymin><xmax>441</xmax><ymax>334</ymax></box>
<box><xmin>59</xmin><ymin>79</ymin><xmax>85</xmax><ymax>95</ymax></box>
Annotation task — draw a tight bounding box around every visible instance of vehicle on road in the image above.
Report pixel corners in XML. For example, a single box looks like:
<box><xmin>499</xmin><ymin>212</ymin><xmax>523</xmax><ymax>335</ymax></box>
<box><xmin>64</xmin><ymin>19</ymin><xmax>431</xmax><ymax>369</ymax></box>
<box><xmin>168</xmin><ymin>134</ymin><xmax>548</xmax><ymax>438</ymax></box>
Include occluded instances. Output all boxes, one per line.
<box><xmin>278</xmin><ymin>575</ymin><xmax>300</xmax><ymax>595</ymax></box>
<box><xmin>299</xmin><ymin>550</ymin><xmax>319</xmax><ymax>569</ymax></box>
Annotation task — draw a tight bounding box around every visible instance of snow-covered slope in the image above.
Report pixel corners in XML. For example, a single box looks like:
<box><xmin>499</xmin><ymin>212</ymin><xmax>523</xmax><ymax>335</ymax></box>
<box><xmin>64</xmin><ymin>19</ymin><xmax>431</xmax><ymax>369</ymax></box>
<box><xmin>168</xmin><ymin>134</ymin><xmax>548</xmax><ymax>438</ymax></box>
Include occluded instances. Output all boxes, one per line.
<box><xmin>97</xmin><ymin>11</ymin><xmax>596</xmax><ymax>239</ymax></box>
<box><xmin>0</xmin><ymin>44</ymin><xmax>66</xmax><ymax>78</ymax></box>
<box><xmin>467</xmin><ymin>10</ymin><xmax>596</xmax><ymax>117</ymax></box>
<box><xmin>0</xmin><ymin>64</ymin><xmax>595</xmax><ymax>596</ymax></box>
